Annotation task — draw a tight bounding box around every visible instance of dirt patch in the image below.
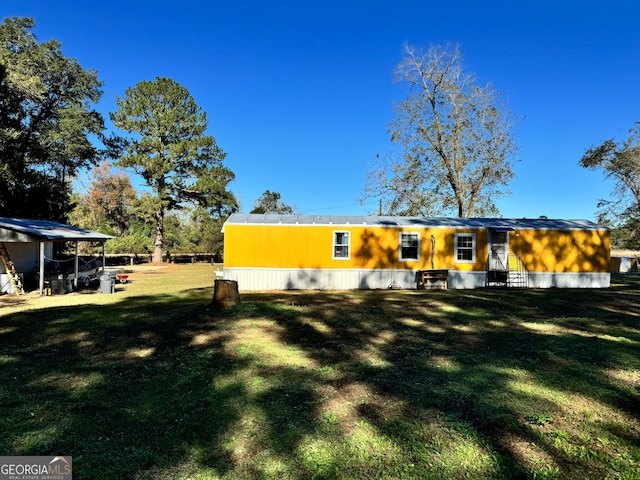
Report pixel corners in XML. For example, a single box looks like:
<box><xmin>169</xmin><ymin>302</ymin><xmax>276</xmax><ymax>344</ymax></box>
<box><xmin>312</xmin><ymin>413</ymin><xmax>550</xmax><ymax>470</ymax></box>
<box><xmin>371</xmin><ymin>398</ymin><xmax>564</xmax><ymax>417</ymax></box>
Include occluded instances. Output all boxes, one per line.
<box><xmin>0</xmin><ymin>291</ymin><xmax>31</xmax><ymax>307</ymax></box>
<box><xmin>106</xmin><ymin>263</ymin><xmax>175</xmax><ymax>274</ymax></box>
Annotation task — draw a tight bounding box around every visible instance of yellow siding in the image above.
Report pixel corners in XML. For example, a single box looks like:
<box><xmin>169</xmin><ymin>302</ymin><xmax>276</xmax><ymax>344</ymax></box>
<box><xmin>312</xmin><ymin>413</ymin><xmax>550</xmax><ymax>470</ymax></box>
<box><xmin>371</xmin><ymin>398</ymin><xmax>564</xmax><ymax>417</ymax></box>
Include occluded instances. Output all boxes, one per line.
<box><xmin>225</xmin><ymin>223</ymin><xmax>610</xmax><ymax>274</ymax></box>
<box><xmin>224</xmin><ymin>224</ymin><xmax>490</xmax><ymax>271</ymax></box>
<box><xmin>510</xmin><ymin>229</ymin><xmax>610</xmax><ymax>272</ymax></box>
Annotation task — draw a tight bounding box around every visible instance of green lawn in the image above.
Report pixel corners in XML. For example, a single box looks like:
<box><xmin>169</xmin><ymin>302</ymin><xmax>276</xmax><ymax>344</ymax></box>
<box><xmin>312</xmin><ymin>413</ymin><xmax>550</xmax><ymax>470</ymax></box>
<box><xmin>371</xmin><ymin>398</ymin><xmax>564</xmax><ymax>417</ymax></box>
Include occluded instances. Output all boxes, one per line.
<box><xmin>1</xmin><ymin>265</ymin><xmax>639</xmax><ymax>479</ymax></box>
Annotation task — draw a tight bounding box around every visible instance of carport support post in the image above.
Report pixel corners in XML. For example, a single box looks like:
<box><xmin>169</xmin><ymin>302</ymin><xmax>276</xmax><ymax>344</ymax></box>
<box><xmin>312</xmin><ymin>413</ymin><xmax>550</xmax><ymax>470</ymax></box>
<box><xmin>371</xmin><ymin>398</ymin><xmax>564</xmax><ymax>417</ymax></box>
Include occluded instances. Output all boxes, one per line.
<box><xmin>74</xmin><ymin>242</ymin><xmax>79</xmax><ymax>290</ymax></box>
<box><xmin>39</xmin><ymin>241</ymin><xmax>45</xmax><ymax>295</ymax></box>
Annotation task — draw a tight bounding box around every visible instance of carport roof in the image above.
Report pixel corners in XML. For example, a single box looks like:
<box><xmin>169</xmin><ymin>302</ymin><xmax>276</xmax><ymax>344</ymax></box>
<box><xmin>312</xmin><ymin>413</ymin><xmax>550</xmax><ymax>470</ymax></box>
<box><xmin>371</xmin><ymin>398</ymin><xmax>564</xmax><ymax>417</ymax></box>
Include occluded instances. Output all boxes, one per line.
<box><xmin>0</xmin><ymin>217</ymin><xmax>113</xmax><ymax>242</ymax></box>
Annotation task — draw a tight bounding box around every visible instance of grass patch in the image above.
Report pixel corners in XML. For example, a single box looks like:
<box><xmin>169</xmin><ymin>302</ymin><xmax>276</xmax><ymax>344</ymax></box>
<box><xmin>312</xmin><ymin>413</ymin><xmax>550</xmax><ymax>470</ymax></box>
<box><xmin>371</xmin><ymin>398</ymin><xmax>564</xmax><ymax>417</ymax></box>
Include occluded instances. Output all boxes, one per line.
<box><xmin>1</xmin><ymin>265</ymin><xmax>639</xmax><ymax>479</ymax></box>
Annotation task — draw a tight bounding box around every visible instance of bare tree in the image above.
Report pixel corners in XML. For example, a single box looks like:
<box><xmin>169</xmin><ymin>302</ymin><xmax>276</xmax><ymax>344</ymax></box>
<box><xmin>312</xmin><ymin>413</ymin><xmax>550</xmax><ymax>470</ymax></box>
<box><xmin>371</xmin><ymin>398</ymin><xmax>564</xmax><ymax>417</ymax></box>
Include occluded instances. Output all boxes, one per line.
<box><xmin>363</xmin><ymin>44</ymin><xmax>519</xmax><ymax>217</ymax></box>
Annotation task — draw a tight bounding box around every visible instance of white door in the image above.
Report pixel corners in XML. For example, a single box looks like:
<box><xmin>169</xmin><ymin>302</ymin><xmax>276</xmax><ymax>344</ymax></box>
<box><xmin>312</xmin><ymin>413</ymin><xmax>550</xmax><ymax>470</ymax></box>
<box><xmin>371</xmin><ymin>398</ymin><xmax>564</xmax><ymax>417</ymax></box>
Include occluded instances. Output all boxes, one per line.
<box><xmin>488</xmin><ymin>229</ymin><xmax>509</xmax><ymax>271</ymax></box>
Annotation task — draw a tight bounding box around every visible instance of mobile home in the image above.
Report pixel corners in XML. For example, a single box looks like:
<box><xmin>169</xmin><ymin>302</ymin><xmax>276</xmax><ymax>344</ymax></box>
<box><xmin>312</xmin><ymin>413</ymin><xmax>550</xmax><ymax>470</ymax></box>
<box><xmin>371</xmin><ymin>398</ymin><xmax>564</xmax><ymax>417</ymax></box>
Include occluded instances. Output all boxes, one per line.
<box><xmin>222</xmin><ymin>214</ymin><xmax>610</xmax><ymax>290</ymax></box>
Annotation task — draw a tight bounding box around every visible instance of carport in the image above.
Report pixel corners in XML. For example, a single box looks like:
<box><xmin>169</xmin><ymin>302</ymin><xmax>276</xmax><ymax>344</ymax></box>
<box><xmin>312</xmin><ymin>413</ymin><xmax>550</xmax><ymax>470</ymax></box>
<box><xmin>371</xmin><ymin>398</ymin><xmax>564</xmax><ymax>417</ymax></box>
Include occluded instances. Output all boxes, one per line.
<box><xmin>0</xmin><ymin>217</ymin><xmax>113</xmax><ymax>295</ymax></box>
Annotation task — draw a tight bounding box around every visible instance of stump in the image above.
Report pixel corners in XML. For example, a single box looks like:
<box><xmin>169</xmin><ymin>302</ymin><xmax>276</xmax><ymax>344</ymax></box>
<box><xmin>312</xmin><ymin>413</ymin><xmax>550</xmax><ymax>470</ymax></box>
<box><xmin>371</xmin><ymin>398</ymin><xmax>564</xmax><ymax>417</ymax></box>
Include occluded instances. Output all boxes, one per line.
<box><xmin>212</xmin><ymin>279</ymin><xmax>240</xmax><ymax>308</ymax></box>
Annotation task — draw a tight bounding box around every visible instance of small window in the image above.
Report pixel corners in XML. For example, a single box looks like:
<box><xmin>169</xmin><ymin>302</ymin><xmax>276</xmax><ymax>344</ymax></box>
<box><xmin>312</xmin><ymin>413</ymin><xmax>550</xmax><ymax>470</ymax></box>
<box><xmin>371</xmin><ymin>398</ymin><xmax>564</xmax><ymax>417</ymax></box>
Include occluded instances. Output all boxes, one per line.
<box><xmin>333</xmin><ymin>231</ymin><xmax>350</xmax><ymax>259</ymax></box>
<box><xmin>399</xmin><ymin>232</ymin><xmax>420</xmax><ymax>261</ymax></box>
<box><xmin>454</xmin><ymin>233</ymin><xmax>476</xmax><ymax>263</ymax></box>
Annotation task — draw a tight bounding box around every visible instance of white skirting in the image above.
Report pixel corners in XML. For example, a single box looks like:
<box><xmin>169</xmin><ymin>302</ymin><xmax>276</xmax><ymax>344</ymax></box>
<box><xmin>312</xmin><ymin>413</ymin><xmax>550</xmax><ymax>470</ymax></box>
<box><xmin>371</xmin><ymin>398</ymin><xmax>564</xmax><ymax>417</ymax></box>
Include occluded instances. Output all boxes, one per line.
<box><xmin>223</xmin><ymin>268</ymin><xmax>417</xmax><ymax>290</ymax></box>
<box><xmin>525</xmin><ymin>272</ymin><xmax>610</xmax><ymax>288</ymax></box>
<box><xmin>446</xmin><ymin>271</ymin><xmax>611</xmax><ymax>289</ymax></box>
<box><xmin>222</xmin><ymin>268</ymin><xmax>610</xmax><ymax>290</ymax></box>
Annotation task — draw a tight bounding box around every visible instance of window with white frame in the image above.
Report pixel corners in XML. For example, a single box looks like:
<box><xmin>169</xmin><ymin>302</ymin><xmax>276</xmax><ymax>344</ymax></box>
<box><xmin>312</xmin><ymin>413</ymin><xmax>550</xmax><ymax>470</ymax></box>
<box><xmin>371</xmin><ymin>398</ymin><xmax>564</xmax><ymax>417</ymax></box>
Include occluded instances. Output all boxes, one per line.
<box><xmin>399</xmin><ymin>232</ymin><xmax>420</xmax><ymax>261</ymax></box>
<box><xmin>454</xmin><ymin>233</ymin><xmax>476</xmax><ymax>263</ymax></box>
<box><xmin>333</xmin><ymin>231</ymin><xmax>350</xmax><ymax>259</ymax></box>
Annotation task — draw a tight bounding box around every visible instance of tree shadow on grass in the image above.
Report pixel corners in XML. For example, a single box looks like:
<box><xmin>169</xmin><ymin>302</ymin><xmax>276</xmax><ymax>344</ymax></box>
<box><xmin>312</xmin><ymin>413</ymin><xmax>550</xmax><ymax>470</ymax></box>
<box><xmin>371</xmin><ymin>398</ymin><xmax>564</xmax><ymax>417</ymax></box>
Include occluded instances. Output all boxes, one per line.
<box><xmin>0</xmin><ymin>292</ymin><xmax>252</xmax><ymax>478</ymax></box>
<box><xmin>1</xmin><ymin>278</ymin><xmax>639</xmax><ymax>479</ymax></box>
<box><xmin>237</xmin><ymin>281</ymin><xmax>640</xmax><ymax>479</ymax></box>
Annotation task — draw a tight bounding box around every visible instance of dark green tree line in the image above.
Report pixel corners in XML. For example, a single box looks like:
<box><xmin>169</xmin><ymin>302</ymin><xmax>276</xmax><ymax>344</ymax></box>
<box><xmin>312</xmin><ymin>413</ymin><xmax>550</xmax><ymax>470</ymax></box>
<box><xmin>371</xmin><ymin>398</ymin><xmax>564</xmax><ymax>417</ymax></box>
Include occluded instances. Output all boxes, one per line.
<box><xmin>0</xmin><ymin>17</ymin><xmax>106</xmax><ymax>220</ymax></box>
<box><xmin>1</xmin><ymin>17</ymin><xmax>238</xmax><ymax>258</ymax></box>
<box><xmin>70</xmin><ymin>162</ymin><xmax>229</xmax><ymax>257</ymax></box>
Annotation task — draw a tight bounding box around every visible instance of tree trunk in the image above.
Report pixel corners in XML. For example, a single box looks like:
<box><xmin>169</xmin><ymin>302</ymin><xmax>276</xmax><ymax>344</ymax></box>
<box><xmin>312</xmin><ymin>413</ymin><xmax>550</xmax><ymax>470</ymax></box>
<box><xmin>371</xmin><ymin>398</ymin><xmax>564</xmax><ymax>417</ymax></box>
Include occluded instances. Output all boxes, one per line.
<box><xmin>212</xmin><ymin>279</ymin><xmax>240</xmax><ymax>308</ymax></box>
<box><xmin>153</xmin><ymin>206</ymin><xmax>164</xmax><ymax>264</ymax></box>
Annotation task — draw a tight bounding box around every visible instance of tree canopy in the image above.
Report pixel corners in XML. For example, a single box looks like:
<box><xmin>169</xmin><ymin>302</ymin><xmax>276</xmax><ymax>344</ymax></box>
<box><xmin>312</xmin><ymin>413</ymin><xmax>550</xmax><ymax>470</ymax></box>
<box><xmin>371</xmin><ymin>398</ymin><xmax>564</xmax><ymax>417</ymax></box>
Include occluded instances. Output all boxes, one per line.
<box><xmin>110</xmin><ymin>77</ymin><xmax>237</xmax><ymax>263</ymax></box>
<box><xmin>250</xmin><ymin>190</ymin><xmax>294</xmax><ymax>214</ymax></box>
<box><xmin>579</xmin><ymin>122</ymin><xmax>640</xmax><ymax>249</ymax></box>
<box><xmin>0</xmin><ymin>17</ymin><xmax>105</xmax><ymax>220</ymax></box>
<box><xmin>362</xmin><ymin>44</ymin><xmax>519</xmax><ymax>218</ymax></box>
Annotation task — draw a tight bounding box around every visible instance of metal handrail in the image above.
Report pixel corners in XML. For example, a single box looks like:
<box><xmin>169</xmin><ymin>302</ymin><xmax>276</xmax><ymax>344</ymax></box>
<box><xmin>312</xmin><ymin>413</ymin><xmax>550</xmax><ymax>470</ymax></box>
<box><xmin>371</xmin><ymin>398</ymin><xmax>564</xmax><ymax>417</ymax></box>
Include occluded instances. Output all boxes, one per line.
<box><xmin>486</xmin><ymin>253</ymin><xmax>529</xmax><ymax>288</ymax></box>
<box><xmin>506</xmin><ymin>253</ymin><xmax>529</xmax><ymax>288</ymax></box>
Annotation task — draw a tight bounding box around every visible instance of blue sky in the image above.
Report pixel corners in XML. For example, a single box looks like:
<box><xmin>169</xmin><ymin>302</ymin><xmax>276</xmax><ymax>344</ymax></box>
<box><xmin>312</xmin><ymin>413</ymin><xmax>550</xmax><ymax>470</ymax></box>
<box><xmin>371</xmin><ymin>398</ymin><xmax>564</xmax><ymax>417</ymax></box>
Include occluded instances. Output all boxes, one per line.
<box><xmin>4</xmin><ymin>0</ymin><xmax>639</xmax><ymax>220</ymax></box>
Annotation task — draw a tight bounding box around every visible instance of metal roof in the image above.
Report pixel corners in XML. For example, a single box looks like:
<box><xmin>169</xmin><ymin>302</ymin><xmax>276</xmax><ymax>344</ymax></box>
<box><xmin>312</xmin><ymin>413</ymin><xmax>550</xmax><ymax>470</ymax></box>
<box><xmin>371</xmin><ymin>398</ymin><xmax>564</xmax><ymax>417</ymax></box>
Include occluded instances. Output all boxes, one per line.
<box><xmin>0</xmin><ymin>217</ymin><xmax>113</xmax><ymax>242</ymax></box>
<box><xmin>224</xmin><ymin>214</ymin><xmax>606</xmax><ymax>231</ymax></box>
